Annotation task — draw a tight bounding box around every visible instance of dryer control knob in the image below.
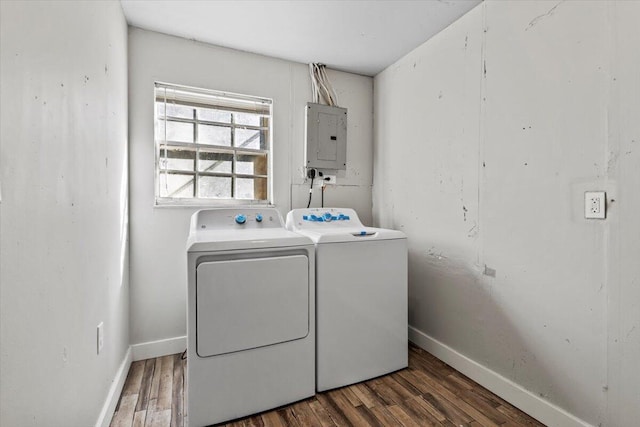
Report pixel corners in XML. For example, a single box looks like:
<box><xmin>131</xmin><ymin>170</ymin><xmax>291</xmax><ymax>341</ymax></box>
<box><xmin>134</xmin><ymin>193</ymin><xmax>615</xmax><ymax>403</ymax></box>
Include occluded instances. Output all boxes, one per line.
<box><xmin>235</xmin><ymin>214</ymin><xmax>247</xmax><ymax>224</ymax></box>
<box><xmin>255</xmin><ymin>213</ymin><xmax>263</xmax><ymax>222</ymax></box>
<box><xmin>323</xmin><ymin>212</ymin><xmax>333</xmax><ymax>222</ymax></box>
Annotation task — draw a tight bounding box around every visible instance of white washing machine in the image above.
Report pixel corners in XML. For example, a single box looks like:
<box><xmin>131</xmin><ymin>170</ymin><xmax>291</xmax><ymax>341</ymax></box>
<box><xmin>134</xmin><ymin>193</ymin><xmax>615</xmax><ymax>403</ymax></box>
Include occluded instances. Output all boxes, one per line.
<box><xmin>186</xmin><ymin>208</ymin><xmax>315</xmax><ymax>427</ymax></box>
<box><xmin>286</xmin><ymin>208</ymin><xmax>408</xmax><ymax>392</ymax></box>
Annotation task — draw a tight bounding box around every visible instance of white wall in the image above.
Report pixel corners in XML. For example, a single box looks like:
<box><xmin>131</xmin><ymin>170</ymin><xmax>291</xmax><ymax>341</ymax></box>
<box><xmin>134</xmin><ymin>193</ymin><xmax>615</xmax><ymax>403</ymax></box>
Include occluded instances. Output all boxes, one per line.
<box><xmin>128</xmin><ymin>28</ymin><xmax>373</xmax><ymax>346</ymax></box>
<box><xmin>604</xmin><ymin>2</ymin><xmax>640</xmax><ymax>424</ymax></box>
<box><xmin>373</xmin><ymin>1</ymin><xmax>640</xmax><ymax>426</ymax></box>
<box><xmin>0</xmin><ymin>1</ymin><xmax>129</xmax><ymax>426</ymax></box>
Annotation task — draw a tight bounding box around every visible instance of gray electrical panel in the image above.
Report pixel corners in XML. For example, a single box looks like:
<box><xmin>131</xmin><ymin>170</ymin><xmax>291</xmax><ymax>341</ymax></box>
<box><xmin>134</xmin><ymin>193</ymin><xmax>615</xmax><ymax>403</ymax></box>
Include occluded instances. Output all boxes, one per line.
<box><xmin>305</xmin><ymin>102</ymin><xmax>347</xmax><ymax>171</ymax></box>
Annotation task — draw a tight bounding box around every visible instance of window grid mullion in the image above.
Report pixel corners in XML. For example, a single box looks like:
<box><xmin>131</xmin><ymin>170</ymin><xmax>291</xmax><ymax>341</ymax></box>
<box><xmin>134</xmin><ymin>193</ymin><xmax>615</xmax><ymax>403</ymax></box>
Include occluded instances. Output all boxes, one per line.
<box><xmin>193</xmin><ymin>109</ymin><xmax>199</xmax><ymax>198</ymax></box>
<box><xmin>159</xmin><ymin>140</ymin><xmax>267</xmax><ymax>155</ymax></box>
<box><xmin>159</xmin><ymin>115</ymin><xmax>267</xmax><ymax>131</ymax></box>
<box><xmin>162</xmin><ymin>99</ymin><xmax>168</xmax><ymax>197</ymax></box>
<box><xmin>160</xmin><ymin>170</ymin><xmax>267</xmax><ymax>180</ymax></box>
<box><xmin>231</xmin><ymin>113</ymin><xmax>236</xmax><ymax>198</ymax></box>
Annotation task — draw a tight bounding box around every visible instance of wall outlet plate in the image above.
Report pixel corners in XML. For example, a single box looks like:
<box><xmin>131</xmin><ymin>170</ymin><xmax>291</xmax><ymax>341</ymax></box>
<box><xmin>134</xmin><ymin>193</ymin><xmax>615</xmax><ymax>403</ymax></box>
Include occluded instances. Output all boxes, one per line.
<box><xmin>585</xmin><ymin>191</ymin><xmax>606</xmax><ymax>219</ymax></box>
<box><xmin>324</xmin><ymin>175</ymin><xmax>337</xmax><ymax>185</ymax></box>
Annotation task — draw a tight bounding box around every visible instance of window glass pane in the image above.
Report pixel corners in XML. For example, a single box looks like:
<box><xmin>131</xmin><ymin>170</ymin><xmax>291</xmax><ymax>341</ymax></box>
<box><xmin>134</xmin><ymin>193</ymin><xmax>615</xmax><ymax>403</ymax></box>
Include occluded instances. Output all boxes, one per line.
<box><xmin>236</xmin><ymin>154</ymin><xmax>267</xmax><ymax>175</ymax></box>
<box><xmin>159</xmin><ymin>173</ymin><xmax>194</xmax><ymax>198</ymax></box>
<box><xmin>234</xmin><ymin>128</ymin><xmax>266</xmax><ymax>150</ymax></box>
<box><xmin>155</xmin><ymin>83</ymin><xmax>272</xmax><ymax>204</ymax></box>
<box><xmin>234</xmin><ymin>112</ymin><xmax>262</xmax><ymax>126</ymax></box>
<box><xmin>236</xmin><ymin>177</ymin><xmax>267</xmax><ymax>200</ymax></box>
<box><xmin>155</xmin><ymin>103</ymin><xmax>166</xmax><ymax>119</ymax></box>
<box><xmin>198</xmin><ymin>151</ymin><xmax>232</xmax><ymax>173</ymax></box>
<box><xmin>198</xmin><ymin>124</ymin><xmax>231</xmax><ymax>146</ymax></box>
<box><xmin>154</xmin><ymin>117</ymin><xmax>166</xmax><ymax>139</ymax></box>
<box><xmin>160</xmin><ymin>147</ymin><xmax>195</xmax><ymax>171</ymax></box>
<box><xmin>165</xmin><ymin>121</ymin><xmax>194</xmax><ymax>143</ymax></box>
<box><xmin>199</xmin><ymin>176</ymin><xmax>232</xmax><ymax>199</ymax></box>
<box><xmin>164</xmin><ymin>103</ymin><xmax>194</xmax><ymax>119</ymax></box>
<box><xmin>197</xmin><ymin>108</ymin><xmax>231</xmax><ymax>123</ymax></box>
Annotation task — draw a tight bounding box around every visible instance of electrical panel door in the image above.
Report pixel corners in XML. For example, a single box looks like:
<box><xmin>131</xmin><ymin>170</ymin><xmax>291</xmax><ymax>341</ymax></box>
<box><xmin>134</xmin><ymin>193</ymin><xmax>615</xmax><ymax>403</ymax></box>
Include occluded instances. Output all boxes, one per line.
<box><xmin>305</xmin><ymin>103</ymin><xmax>347</xmax><ymax>170</ymax></box>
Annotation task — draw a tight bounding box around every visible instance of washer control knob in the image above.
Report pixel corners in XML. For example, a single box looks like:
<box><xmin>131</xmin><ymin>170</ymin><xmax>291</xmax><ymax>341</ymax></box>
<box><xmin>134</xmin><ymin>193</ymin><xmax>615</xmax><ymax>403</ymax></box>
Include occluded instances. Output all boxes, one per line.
<box><xmin>255</xmin><ymin>213</ymin><xmax>263</xmax><ymax>222</ymax></box>
<box><xmin>323</xmin><ymin>212</ymin><xmax>333</xmax><ymax>222</ymax></box>
<box><xmin>235</xmin><ymin>214</ymin><xmax>247</xmax><ymax>224</ymax></box>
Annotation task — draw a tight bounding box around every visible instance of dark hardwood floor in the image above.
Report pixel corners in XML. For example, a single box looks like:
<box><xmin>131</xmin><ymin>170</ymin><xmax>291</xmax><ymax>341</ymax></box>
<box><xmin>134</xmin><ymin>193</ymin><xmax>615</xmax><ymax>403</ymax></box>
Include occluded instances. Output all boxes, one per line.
<box><xmin>110</xmin><ymin>344</ymin><xmax>545</xmax><ymax>427</ymax></box>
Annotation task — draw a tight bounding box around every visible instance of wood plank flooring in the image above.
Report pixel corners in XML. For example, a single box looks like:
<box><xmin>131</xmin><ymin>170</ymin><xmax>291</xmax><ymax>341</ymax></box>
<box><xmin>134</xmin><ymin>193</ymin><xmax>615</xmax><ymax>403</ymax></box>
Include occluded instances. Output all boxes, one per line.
<box><xmin>110</xmin><ymin>344</ymin><xmax>545</xmax><ymax>427</ymax></box>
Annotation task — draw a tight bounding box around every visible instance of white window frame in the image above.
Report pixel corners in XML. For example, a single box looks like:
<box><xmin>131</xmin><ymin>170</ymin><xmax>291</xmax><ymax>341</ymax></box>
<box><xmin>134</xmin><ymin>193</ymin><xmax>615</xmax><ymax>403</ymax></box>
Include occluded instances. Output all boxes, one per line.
<box><xmin>154</xmin><ymin>82</ymin><xmax>273</xmax><ymax>207</ymax></box>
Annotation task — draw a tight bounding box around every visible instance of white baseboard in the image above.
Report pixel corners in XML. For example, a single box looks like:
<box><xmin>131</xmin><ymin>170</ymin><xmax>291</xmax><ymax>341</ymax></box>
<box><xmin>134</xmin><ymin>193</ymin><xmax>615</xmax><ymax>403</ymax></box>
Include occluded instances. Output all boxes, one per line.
<box><xmin>408</xmin><ymin>326</ymin><xmax>592</xmax><ymax>427</ymax></box>
<box><xmin>131</xmin><ymin>336</ymin><xmax>186</xmax><ymax>361</ymax></box>
<box><xmin>93</xmin><ymin>337</ymin><xmax>185</xmax><ymax>427</ymax></box>
<box><xmin>95</xmin><ymin>346</ymin><xmax>132</xmax><ymax>427</ymax></box>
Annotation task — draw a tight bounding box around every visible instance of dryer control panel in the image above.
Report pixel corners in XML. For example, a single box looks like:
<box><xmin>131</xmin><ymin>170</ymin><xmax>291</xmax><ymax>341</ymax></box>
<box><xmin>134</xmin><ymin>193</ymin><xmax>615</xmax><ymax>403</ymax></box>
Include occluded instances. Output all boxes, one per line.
<box><xmin>192</xmin><ymin>207</ymin><xmax>284</xmax><ymax>231</ymax></box>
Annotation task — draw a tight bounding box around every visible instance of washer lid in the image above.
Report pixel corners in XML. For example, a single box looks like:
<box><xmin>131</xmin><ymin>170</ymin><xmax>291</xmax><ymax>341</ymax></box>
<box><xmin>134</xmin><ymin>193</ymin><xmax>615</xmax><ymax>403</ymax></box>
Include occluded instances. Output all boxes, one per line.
<box><xmin>292</xmin><ymin>227</ymin><xmax>405</xmax><ymax>244</ymax></box>
<box><xmin>285</xmin><ymin>207</ymin><xmax>406</xmax><ymax>243</ymax></box>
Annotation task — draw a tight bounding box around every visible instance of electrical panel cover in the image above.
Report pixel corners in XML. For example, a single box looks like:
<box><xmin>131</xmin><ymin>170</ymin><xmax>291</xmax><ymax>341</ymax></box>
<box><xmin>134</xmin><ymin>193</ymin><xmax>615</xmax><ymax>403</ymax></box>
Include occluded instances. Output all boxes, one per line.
<box><xmin>305</xmin><ymin>103</ymin><xmax>347</xmax><ymax>171</ymax></box>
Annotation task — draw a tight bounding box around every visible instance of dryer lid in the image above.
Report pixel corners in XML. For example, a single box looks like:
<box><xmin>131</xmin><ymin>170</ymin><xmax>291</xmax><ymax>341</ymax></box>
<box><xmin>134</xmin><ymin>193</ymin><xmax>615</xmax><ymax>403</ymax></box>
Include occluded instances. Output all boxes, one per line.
<box><xmin>187</xmin><ymin>228</ymin><xmax>313</xmax><ymax>252</ymax></box>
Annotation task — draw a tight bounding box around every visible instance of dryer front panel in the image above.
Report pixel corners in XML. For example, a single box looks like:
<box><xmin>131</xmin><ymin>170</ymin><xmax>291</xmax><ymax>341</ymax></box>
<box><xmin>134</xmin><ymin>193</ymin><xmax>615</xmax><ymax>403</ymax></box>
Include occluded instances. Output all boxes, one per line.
<box><xmin>196</xmin><ymin>255</ymin><xmax>309</xmax><ymax>357</ymax></box>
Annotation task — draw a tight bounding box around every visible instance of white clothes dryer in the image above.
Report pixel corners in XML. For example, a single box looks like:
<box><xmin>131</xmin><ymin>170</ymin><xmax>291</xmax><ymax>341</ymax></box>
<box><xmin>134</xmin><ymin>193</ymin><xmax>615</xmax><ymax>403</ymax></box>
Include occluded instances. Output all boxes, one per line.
<box><xmin>186</xmin><ymin>208</ymin><xmax>315</xmax><ymax>426</ymax></box>
<box><xmin>286</xmin><ymin>208</ymin><xmax>407</xmax><ymax>392</ymax></box>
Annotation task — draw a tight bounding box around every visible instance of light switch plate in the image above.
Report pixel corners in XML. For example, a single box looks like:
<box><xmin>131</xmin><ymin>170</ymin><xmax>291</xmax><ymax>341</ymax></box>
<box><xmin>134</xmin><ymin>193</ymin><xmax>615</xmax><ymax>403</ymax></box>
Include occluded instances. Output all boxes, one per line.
<box><xmin>585</xmin><ymin>191</ymin><xmax>606</xmax><ymax>219</ymax></box>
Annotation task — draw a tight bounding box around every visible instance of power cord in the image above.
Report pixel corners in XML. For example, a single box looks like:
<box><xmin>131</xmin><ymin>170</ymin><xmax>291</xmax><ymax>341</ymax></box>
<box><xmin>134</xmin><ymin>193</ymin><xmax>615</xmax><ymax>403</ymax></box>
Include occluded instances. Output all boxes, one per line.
<box><xmin>306</xmin><ymin>168</ymin><xmax>316</xmax><ymax>208</ymax></box>
<box><xmin>319</xmin><ymin>172</ymin><xmax>331</xmax><ymax>208</ymax></box>
<box><xmin>314</xmin><ymin>171</ymin><xmax>331</xmax><ymax>208</ymax></box>
<box><xmin>307</xmin><ymin>168</ymin><xmax>331</xmax><ymax>208</ymax></box>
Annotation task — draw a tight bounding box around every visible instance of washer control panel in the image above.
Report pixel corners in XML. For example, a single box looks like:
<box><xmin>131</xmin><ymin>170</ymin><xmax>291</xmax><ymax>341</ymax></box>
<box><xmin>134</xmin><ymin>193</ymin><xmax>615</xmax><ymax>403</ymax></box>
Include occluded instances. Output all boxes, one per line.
<box><xmin>193</xmin><ymin>208</ymin><xmax>283</xmax><ymax>231</ymax></box>
<box><xmin>287</xmin><ymin>208</ymin><xmax>363</xmax><ymax>230</ymax></box>
<box><xmin>302</xmin><ymin>212</ymin><xmax>350</xmax><ymax>222</ymax></box>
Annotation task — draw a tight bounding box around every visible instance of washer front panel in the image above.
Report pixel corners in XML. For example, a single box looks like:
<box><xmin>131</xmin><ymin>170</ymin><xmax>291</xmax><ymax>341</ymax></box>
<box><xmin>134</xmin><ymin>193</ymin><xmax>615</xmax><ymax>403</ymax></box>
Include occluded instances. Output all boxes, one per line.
<box><xmin>316</xmin><ymin>239</ymin><xmax>408</xmax><ymax>391</ymax></box>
